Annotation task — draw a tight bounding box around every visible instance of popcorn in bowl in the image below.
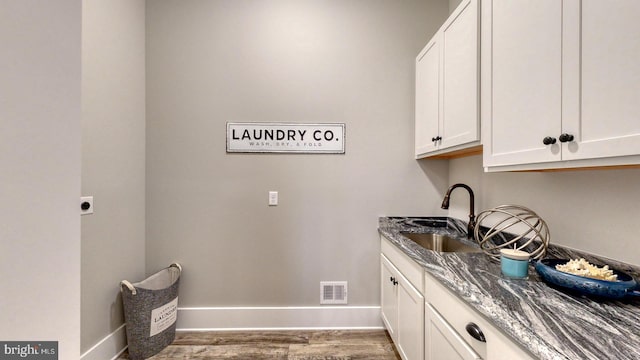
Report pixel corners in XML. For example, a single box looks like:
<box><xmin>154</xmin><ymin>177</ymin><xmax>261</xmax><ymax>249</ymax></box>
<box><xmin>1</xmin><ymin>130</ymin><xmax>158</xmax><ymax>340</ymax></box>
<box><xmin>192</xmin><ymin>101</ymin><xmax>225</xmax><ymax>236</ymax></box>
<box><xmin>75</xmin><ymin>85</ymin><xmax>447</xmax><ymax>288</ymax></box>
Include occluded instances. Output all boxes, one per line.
<box><xmin>555</xmin><ymin>258</ymin><xmax>618</xmax><ymax>281</ymax></box>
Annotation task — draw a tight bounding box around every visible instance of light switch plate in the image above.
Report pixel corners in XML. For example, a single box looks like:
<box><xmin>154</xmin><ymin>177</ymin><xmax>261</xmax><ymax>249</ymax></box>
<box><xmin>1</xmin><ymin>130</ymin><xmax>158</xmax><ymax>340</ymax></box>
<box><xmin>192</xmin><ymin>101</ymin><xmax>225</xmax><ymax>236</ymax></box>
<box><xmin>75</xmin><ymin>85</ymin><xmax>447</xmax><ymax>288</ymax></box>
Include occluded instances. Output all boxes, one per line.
<box><xmin>81</xmin><ymin>196</ymin><xmax>94</xmax><ymax>215</ymax></box>
<box><xmin>269</xmin><ymin>191</ymin><xmax>278</xmax><ymax>206</ymax></box>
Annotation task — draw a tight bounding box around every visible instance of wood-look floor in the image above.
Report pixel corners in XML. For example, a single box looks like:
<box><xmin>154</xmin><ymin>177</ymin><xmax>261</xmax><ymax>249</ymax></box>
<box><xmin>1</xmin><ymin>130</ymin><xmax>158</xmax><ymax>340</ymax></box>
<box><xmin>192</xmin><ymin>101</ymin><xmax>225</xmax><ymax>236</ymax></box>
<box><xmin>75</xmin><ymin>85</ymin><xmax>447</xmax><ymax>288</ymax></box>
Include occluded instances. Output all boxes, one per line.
<box><xmin>118</xmin><ymin>330</ymin><xmax>401</xmax><ymax>359</ymax></box>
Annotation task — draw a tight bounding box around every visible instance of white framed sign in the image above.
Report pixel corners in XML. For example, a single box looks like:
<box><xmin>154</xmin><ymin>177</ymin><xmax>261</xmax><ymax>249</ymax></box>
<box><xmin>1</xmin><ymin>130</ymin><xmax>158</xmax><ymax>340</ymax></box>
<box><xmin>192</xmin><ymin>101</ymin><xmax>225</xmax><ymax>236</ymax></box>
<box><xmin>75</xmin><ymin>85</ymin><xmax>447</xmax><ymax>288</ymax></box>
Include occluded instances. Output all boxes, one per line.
<box><xmin>226</xmin><ymin>122</ymin><xmax>345</xmax><ymax>154</ymax></box>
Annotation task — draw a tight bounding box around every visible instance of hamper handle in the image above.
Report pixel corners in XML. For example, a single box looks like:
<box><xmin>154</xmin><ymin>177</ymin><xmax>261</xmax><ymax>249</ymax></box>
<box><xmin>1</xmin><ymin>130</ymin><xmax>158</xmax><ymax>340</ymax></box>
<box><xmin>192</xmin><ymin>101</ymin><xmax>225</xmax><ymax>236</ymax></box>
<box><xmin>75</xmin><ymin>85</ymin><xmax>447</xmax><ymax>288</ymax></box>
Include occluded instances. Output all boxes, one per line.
<box><xmin>120</xmin><ymin>280</ymin><xmax>137</xmax><ymax>295</ymax></box>
<box><xmin>170</xmin><ymin>263</ymin><xmax>182</xmax><ymax>273</ymax></box>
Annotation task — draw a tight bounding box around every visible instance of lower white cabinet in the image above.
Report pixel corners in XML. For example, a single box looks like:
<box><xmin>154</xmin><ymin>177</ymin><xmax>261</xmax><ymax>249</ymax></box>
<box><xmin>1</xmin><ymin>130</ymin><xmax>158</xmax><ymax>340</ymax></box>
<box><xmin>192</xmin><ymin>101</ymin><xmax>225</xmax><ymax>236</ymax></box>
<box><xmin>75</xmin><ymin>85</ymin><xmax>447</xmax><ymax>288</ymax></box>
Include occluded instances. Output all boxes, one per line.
<box><xmin>381</xmin><ymin>255</ymin><xmax>399</xmax><ymax>338</ymax></box>
<box><xmin>425</xmin><ymin>303</ymin><xmax>481</xmax><ymax>360</ymax></box>
<box><xmin>381</xmin><ymin>236</ymin><xmax>425</xmax><ymax>360</ymax></box>
<box><xmin>381</xmin><ymin>235</ymin><xmax>534</xmax><ymax>360</ymax></box>
<box><xmin>397</xmin><ymin>269</ymin><xmax>425</xmax><ymax>360</ymax></box>
<box><xmin>424</xmin><ymin>272</ymin><xmax>535</xmax><ymax>360</ymax></box>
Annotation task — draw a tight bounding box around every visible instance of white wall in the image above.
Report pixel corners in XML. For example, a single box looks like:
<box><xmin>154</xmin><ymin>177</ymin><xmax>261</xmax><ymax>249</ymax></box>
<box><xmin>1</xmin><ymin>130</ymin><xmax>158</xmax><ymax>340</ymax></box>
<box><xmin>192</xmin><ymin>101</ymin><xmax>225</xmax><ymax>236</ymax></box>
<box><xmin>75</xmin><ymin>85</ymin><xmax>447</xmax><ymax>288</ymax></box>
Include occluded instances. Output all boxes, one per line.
<box><xmin>0</xmin><ymin>1</ymin><xmax>82</xmax><ymax>358</ymax></box>
<box><xmin>81</xmin><ymin>0</ymin><xmax>147</xmax><ymax>353</ymax></box>
<box><xmin>145</xmin><ymin>0</ymin><xmax>450</xmax><ymax>308</ymax></box>
<box><xmin>447</xmin><ymin>155</ymin><xmax>640</xmax><ymax>266</ymax></box>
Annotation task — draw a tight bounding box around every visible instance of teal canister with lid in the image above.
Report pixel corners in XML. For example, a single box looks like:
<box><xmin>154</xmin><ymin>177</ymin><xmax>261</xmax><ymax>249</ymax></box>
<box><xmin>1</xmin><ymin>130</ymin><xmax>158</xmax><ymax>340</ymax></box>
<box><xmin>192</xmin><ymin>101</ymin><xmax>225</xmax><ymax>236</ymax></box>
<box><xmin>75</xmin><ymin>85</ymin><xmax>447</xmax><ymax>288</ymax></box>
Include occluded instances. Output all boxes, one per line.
<box><xmin>500</xmin><ymin>249</ymin><xmax>530</xmax><ymax>279</ymax></box>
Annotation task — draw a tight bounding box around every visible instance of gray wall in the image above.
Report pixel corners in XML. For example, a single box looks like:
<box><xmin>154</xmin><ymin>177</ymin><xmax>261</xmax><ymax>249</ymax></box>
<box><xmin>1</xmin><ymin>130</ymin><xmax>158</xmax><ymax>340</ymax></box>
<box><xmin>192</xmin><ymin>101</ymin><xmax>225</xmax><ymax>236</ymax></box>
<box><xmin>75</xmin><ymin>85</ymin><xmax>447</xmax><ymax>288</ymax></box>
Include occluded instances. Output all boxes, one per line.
<box><xmin>0</xmin><ymin>1</ymin><xmax>82</xmax><ymax>358</ymax></box>
<box><xmin>146</xmin><ymin>0</ymin><xmax>450</xmax><ymax>307</ymax></box>
<box><xmin>447</xmin><ymin>155</ymin><xmax>640</xmax><ymax>266</ymax></box>
<box><xmin>81</xmin><ymin>0</ymin><xmax>146</xmax><ymax>352</ymax></box>
<box><xmin>449</xmin><ymin>0</ymin><xmax>463</xmax><ymax>14</ymax></box>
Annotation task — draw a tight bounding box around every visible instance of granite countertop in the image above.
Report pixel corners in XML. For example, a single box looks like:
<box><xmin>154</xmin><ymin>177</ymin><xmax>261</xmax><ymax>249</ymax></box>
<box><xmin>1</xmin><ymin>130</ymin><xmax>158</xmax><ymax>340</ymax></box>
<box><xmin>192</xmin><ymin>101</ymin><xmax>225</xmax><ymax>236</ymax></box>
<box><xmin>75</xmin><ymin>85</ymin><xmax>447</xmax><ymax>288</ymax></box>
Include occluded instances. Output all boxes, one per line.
<box><xmin>378</xmin><ymin>216</ymin><xmax>640</xmax><ymax>360</ymax></box>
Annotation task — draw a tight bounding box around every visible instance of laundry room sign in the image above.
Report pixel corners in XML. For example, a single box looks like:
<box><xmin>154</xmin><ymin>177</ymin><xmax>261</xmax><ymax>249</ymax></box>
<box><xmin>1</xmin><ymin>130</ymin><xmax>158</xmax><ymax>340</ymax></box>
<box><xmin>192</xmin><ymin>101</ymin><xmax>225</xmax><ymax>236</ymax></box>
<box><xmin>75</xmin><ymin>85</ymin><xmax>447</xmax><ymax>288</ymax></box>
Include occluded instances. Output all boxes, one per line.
<box><xmin>226</xmin><ymin>123</ymin><xmax>345</xmax><ymax>154</ymax></box>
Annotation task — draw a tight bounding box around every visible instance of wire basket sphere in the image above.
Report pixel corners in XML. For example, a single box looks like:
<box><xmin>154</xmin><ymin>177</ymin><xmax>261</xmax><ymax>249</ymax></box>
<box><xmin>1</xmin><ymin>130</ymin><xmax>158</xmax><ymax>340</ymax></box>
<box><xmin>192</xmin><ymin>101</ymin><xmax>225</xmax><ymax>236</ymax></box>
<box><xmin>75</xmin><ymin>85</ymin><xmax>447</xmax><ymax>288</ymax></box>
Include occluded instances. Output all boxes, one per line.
<box><xmin>473</xmin><ymin>205</ymin><xmax>550</xmax><ymax>260</ymax></box>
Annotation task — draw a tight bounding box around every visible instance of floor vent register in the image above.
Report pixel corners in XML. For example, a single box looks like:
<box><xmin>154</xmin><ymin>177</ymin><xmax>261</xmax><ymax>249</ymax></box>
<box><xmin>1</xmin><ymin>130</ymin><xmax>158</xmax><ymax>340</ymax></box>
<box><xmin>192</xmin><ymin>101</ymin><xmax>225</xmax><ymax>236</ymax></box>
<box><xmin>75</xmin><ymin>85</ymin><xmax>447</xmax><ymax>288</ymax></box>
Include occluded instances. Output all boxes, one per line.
<box><xmin>320</xmin><ymin>281</ymin><xmax>348</xmax><ymax>304</ymax></box>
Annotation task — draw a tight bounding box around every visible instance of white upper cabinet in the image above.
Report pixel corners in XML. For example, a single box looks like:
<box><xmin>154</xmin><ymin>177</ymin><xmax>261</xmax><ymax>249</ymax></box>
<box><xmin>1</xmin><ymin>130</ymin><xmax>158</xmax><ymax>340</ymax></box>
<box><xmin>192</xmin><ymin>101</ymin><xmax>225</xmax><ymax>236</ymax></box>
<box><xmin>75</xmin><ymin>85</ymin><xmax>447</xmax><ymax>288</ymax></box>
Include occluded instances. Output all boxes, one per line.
<box><xmin>481</xmin><ymin>0</ymin><xmax>562</xmax><ymax>167</ymax></box>
<box><xmin>483</xmin><ymin>0</ymin><xmax>640</xmax><ymax>171</ymax></box>
<box><xmin>415</xmin><ymin>0</ymin><xmax>480</xmax><ymax>158</ymax></box>
<box><xmin>415</xmin><ymin>39</ymin><xmax>441</xmax><ymax>156</ymax></box>
<box><xmin>563</xmin><ymin>0</ymin><xmax>640</xmax><ymax>162</ymax></box>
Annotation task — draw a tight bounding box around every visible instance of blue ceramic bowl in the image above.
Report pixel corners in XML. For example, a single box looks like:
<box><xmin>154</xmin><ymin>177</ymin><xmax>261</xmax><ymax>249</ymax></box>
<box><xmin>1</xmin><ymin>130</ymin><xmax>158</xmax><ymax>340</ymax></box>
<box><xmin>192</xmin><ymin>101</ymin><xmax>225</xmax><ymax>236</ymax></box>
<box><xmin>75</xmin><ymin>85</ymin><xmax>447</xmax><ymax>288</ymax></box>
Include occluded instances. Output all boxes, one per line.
<box><xmin>535</xmin><ymin>259</ymin><xmax>640</xmax><ymax>299</ymax></box>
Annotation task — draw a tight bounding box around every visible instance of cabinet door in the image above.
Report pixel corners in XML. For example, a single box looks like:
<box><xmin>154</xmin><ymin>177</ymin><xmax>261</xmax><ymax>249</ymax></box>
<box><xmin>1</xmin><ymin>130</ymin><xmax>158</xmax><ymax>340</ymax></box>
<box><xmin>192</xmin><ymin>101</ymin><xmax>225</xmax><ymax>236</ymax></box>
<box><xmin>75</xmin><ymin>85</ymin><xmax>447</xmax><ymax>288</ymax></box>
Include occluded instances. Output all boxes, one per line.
<box><xmin>425</xmin><ymin>304</ymin><xmax>481</xmax><ymax>360</ymax></box>
<box><xmin>439</xmin><ymin>0</ymin><xmax>479</xmax><ymax>150</ymax></box>
<box><xmin>425</xmin><ymin>273</ymin><xmax>535</xmax><ymax>360</ymax></box>
<box><xmin>482</xmin><ymin>0</ymin><xmax>563</xmax><ymax>167</ymax></box>
<box><xmin>397</xmin><ymin>274</ymin><xmax>424</xmax><ymax>360</ymax></box>
<box><xmin>415</xmin><ymin>38</ymin><xmax>440</xmax><ymax>157</ymax></box>
<box><xmin>562</xmin><ymin>0</ymin><xmax>640</xmax><ymax>161</ymax></box>
<box><xmin>381</xmin><ymin>255</ymin><xmax>398</xmax><ymax>339</ymax></box>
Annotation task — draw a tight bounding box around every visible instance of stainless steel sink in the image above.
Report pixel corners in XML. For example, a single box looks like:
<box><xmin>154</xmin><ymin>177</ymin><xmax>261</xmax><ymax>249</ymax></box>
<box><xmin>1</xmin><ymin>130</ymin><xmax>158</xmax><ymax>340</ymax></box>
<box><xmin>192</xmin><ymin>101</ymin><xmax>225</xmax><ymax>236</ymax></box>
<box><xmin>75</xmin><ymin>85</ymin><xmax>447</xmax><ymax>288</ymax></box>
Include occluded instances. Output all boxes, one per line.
<box><xmin>401</xmin><ymin>232</ymin><xmax>480</xmax><ymax>253</ymax></box>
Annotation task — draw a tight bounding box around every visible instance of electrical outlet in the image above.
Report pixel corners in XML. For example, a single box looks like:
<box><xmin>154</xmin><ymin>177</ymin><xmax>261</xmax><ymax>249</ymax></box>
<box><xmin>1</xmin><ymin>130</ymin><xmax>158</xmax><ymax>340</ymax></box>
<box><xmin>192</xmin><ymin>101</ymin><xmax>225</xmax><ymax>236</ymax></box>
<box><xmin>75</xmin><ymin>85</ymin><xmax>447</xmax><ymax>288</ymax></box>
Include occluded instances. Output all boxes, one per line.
<box><xmin>269</xmin><ymin>191</ymin><xmax>278</xmax><ymax>206</ymax></box>
<box><xmin>81</xmin><ymin>196</ymin><xmax>94</xmax><ymax>215</ymax></box>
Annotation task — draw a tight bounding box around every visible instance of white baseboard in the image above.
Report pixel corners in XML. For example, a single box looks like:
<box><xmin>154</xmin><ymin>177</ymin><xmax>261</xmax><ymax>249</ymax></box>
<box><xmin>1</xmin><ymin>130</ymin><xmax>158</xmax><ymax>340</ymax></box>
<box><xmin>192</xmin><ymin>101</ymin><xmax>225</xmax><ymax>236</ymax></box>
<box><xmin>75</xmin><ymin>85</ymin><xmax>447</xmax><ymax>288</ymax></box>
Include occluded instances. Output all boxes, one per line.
<box><xmin>176</xmin><ymin>306</ymin><xmax>383</xmax><ymax>331</ymax></box>
<box><xmin>80</xmin><ymin>323</ymin><xmax>127</xmax><ymax>360</ymax></box>
<box><xmin>81</xmin><ymin>306</ymin><xmax>383</xmax><ymax>360</ymax></box>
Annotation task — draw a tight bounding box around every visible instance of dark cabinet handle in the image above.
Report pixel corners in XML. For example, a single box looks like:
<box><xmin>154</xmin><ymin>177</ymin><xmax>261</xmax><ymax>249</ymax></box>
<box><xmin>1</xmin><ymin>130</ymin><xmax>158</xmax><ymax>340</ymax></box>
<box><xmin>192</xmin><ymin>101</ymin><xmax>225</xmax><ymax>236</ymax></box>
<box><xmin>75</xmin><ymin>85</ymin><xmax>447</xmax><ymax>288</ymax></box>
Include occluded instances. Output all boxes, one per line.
<box><xmin>542</xmin><ymin>136</ymin><xmax>556</xmax><ymax>145</ymax></box>
<box><xmin>393</xmin><ymin>279</ymin><xmax>398</xmax><ymax>285</ymax></box>
<box><xmin>465</xmin><ymin>323</ymin><xmax>486</xmax><ymax>343</ymax></box>
<box><xmin>559</xmin><ymin>133</ymin><xmax>574</xmax><ymax>143</ymax></box>
<box><xmin>431</xmin><ymin>136</ymin><xmax>442</xmax><ymax>142</ymax></box>
<box><xmin>390</xmin><ymin>276</ymin><xmax>394</xmax><ymax>283</ymax></box>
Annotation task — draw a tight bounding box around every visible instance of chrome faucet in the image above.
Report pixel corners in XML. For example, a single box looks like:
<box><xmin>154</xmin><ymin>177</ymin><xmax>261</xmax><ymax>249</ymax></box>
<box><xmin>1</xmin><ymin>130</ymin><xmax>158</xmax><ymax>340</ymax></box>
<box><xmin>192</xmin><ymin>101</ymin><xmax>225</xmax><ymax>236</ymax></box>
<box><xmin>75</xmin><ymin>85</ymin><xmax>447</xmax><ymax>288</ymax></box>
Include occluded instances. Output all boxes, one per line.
<box><xmin>441</xmin><ymin>183</ymin><xmax>476</xmax><ymax>238</ymax></box>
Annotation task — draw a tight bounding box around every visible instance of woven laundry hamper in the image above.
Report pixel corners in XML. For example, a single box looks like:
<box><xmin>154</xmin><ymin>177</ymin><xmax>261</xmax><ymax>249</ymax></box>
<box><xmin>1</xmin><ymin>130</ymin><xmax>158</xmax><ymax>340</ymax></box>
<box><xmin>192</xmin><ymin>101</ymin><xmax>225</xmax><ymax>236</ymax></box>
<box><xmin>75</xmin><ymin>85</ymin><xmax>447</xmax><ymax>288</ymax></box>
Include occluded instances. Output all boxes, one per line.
<box><xmin>120</xmin><ymin>263</ymin><xmax>182</xmax><ymax>360</ymax></box>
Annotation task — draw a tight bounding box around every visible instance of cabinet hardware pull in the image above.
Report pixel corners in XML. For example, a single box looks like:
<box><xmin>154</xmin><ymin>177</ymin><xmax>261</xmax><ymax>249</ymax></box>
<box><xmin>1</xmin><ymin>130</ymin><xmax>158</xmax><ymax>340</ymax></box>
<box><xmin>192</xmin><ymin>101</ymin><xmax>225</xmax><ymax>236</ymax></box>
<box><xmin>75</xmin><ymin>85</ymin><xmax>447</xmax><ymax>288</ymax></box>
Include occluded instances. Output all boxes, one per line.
<box><xmin>392</xmin><ymin>280</ymin><xmax>398</xmax><ymax>285</ymax></box>
<box><xmin>465</xmin><ymin>322</ymin><xmax>486</xmax><ymax>343</ymax></box>
<box><xmin>542</xmin><ymin>136</ymin><xmax>556</xmax><ymax>145</ymax></box>
<box><xmin>559</xmin><ymin>133</ymin><xmax>574</xmax><ymax>143</ymax></box>
<box><xmin>390</xmin><ymin>276</ymin><xmax>395</xmax><ymax>283</ymax></box>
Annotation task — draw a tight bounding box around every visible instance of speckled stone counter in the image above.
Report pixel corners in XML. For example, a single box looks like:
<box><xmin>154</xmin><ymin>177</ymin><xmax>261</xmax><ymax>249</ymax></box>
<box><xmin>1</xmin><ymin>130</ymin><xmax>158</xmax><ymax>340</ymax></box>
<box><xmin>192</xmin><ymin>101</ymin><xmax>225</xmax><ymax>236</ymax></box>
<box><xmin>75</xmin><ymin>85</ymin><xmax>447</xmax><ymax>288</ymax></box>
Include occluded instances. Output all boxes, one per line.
<box><xmin>378</xmin><ymin>216</ymin><xmax>640</xmax><ymax>360</ymax></box>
